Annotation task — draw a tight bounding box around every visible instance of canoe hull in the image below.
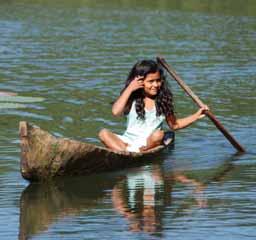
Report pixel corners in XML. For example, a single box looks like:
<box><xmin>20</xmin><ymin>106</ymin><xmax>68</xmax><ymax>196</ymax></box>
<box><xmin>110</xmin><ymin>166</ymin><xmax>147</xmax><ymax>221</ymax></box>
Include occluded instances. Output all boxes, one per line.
<box><xmin>19</xmin><ymin>121</ymin><xmax>174</xmax><ymax>181</ymax></box>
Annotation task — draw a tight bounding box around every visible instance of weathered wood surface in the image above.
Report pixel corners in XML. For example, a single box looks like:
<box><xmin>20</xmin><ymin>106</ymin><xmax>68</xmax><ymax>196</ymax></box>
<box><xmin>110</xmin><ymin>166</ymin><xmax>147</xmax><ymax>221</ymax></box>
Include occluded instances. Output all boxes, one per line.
<box><xmin>19</xmin><ymin>121</ymin><xmax>174</xmax><ymax>182</ymax></box>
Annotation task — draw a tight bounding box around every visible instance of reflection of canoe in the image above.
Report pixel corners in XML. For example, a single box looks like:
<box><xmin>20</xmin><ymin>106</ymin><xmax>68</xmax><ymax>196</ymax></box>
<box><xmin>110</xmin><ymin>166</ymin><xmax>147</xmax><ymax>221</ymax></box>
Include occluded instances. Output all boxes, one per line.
<box><xmin>19</xmin><ymin>175</ymin><xmax>119</xmax><ymax>240</ymax></box>
<box><xmin>19</xmin><ymin>121</ymin><xmax>174</xmax><ymax>182</ymax></box>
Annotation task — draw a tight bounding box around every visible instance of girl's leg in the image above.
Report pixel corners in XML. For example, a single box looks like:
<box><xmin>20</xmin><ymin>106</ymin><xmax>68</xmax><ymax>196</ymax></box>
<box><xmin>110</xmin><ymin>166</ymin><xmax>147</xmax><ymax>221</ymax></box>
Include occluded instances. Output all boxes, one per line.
<box><xmin>140</xmin><ymin>130</ymin><xmax>164</xmax><ymax>152</ymax></box>
<box><xmin>98</xmin><ymin>129</ymin><xmax>128</xmax><ymax>151</ymax></box>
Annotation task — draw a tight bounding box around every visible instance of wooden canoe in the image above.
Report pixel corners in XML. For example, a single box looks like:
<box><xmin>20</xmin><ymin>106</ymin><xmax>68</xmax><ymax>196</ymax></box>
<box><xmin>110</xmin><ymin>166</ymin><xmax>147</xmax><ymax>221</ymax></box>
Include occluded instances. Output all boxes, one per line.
<box><xmin>19</xmin><ymin>121</ymin><xmax>174</xmax><ymax>182</ymax></box>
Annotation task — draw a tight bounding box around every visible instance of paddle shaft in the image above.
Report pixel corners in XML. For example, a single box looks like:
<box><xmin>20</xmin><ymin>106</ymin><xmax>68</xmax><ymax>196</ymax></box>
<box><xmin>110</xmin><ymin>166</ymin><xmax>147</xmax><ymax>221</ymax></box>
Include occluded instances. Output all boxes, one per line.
<box><xmin>157</xmin><ymin>57</ymin><xmax>245</xmax><ymax>153</ymax></box>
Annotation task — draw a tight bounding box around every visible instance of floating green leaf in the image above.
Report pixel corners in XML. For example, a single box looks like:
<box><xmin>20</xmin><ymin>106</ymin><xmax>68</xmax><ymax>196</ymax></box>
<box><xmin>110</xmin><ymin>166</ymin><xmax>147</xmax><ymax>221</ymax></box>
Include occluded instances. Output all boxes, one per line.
<box><xmin>0</xmin><ymin>96</ymin><xmax>44</xmax><ymax>103</ymax></box>
<box><xmin>0</xmin><ymin>102</ymin><xmax>26</xmax><ymax>109</ymax></box>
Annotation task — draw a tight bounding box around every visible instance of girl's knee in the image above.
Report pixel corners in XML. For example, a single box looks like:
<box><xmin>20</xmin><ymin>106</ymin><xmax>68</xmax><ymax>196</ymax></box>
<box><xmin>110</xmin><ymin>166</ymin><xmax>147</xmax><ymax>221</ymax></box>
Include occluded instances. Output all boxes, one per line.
<box><xmin>98</xmin><ymin>128</ymin><xmax>109</xmax><ymax>140</ymax></box>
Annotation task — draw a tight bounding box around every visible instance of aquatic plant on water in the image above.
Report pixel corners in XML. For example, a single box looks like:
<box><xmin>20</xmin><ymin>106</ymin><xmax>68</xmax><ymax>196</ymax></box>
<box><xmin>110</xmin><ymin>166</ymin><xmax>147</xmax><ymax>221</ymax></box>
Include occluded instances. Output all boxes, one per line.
<box><xmin>0</xmin><ymin>95</ymin><xmax>44</xmax><ymax>109</ymax></box>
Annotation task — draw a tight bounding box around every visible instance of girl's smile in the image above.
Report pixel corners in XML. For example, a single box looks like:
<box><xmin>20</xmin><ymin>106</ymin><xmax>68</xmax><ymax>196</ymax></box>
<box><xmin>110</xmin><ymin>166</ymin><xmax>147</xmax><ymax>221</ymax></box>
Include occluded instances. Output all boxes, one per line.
<box><xmin>142</xmin><ymin>71</ymin><xmax>162</xmax><ymax>97</ymax></box>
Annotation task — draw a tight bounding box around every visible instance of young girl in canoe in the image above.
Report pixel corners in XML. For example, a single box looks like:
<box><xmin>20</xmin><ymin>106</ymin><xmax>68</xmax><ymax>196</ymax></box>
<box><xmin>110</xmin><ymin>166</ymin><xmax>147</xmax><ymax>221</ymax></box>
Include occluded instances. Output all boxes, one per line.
<box><xmin>99</xmin><ymin>60</ymin><xmax>208</xmax><ymax>152</ymax></box>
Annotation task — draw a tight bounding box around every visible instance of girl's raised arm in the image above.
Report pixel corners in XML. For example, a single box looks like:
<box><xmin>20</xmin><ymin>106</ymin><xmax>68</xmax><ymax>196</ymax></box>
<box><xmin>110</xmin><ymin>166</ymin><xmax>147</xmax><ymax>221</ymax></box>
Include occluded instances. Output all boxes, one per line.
<box><xmin>112</xmin><ymin>76</ymin><xmax>144</xmax><ymax>116</ymax></box>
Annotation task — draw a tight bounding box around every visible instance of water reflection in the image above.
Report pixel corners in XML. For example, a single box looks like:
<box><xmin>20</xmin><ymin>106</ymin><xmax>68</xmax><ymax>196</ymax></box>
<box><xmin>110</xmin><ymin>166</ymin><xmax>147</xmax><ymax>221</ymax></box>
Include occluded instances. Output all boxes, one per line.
<box><xmin>18</xmin><ymin>175</ymin><xmax>117</xmax><ymax>240</ymax></box>
<box><xmin>111</xmin><ymin>162</ymin><xmax>235</xmax><ymax>234</ymax></box>
<box><xmin>18</xmin><ymin>159</ymin><xmax>236</xmax><ymax>239</ymax></box>
<box><xmin>112</xmin><ymin>165</ymin><xmax>170</xmax><ymax>234</ymax></box>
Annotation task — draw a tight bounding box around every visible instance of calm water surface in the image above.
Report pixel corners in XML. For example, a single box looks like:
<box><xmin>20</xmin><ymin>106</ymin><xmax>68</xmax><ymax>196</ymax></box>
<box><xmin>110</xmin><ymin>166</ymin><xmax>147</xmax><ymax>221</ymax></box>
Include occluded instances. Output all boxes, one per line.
<box><xmin>0</xmin><ymin>0</ymin><xmax>255</xmax><ymax>239</ymax></box>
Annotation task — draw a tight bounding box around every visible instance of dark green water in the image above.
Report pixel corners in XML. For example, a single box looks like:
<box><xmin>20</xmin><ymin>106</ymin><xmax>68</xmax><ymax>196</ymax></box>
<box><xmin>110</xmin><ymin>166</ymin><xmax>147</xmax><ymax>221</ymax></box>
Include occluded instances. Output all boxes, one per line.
<box><xmin>0</xmin><ymin>0</ymin><xmax>255</xmax><ymax>239</ymax></box>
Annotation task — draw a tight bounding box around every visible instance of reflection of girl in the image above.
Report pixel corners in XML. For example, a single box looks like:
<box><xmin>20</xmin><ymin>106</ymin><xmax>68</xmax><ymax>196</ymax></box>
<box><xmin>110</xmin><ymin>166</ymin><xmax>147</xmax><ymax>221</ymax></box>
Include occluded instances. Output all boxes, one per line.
<box><xmin>112</xmin><ymin>166</ymin><xmax>167</xmax><ymax>233</ymax></box>
<box><xmin>127</xmin><ymin>168</ymin><xmax>163</xmax><ymax>209</ymax></box>
<box><xmin>99</xmin><ymin>60</ymin><xmax>208</xmax><ymax>152</ymax></box>
<box><xmin>112</xmin><ymin>168</ymin><xmax>208</xmax><ymax>234</ymax></box>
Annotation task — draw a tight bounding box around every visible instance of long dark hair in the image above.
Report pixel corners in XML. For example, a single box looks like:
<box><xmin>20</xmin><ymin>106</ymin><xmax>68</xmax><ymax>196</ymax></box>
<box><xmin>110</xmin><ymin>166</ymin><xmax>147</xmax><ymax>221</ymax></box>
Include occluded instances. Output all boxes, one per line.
<box><xmin>120</xmin><ymin>59</ymin><xmax>175</xmax><ymax>120</ymax></box>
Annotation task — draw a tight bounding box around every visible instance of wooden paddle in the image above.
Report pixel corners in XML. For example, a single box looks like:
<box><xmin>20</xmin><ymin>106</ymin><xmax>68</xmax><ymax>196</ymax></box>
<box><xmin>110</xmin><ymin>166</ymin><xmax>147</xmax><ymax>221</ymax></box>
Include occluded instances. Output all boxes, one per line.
<box><xmin>157</xmin><ymin>56</ymin><xmax>245</xmax><ymax>153</ymax></box>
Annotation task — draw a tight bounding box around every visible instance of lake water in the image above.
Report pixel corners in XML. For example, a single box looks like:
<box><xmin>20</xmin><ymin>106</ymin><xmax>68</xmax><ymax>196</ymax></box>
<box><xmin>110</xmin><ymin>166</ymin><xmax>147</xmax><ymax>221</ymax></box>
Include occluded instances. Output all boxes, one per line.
<box><xmin>0</xmin><ymin>0</ymin><xmax>256</xmax><ymax>239</ymax></box>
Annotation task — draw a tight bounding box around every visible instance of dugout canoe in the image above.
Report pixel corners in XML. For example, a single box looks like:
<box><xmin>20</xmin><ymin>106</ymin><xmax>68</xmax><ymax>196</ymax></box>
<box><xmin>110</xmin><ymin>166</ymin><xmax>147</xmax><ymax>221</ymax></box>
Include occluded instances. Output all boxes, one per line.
<box><xmin>19</xmin><ymin>121</ymin><xmax>174</xmax><ymax>182</ymax></box>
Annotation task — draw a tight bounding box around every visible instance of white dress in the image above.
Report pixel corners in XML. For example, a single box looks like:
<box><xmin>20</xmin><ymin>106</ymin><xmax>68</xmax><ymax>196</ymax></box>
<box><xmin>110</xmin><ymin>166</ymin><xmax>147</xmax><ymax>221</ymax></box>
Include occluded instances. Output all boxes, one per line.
<box><xmin>117</xmin><ymin>101</ymin><xmax>165</xmax><ymax>152</ymax></box>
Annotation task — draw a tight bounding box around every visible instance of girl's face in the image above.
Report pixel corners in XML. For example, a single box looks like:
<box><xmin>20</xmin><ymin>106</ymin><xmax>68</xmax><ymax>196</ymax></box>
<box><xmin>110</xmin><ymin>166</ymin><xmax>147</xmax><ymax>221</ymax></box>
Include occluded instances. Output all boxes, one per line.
<box><xmin>142</xmin><ymin>71</ymin><xmax>162</xmax><ymax>97</ymax></box>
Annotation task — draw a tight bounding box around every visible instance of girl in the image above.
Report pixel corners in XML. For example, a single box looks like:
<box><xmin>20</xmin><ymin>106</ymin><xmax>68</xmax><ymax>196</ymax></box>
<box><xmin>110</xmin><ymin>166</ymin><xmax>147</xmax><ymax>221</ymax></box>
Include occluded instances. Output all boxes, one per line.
<box><xmin>99</xmin><ymin>60</ymin><xmax>208</xmax><ymax>152</ymax></box>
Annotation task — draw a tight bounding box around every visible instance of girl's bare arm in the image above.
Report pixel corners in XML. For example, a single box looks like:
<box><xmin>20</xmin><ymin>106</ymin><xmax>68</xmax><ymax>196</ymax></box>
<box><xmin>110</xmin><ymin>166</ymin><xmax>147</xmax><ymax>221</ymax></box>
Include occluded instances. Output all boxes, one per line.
<box><xmin>112</xmin><ymin>76</ymin><xmax>144</xmax><ymax>116</ymax></box>
<box><xmin>166</xmin><ymin>105</ymin><xmax>209</xmax><ymax>130</ymax></box>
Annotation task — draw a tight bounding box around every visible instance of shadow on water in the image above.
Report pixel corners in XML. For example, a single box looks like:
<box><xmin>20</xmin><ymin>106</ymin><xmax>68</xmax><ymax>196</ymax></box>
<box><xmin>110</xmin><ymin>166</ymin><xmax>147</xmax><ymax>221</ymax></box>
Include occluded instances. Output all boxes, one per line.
<box><xmin>18</xmin><ymin>154</ymin><xmax>240</xmax><ymax>239</ymax></box>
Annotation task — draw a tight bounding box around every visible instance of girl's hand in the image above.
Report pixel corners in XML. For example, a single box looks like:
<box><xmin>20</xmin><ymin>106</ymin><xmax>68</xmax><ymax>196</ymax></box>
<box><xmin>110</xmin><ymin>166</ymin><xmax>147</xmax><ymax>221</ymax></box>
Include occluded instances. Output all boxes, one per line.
<box><xmin>128</xmin><ymin>76</ymin><xmax>144</xmax><ymax>92</ymax></box>
<box><xmin>197</xmin><ymin>105</ymin><xmax>209</xmax><ymax>119</ymax></box>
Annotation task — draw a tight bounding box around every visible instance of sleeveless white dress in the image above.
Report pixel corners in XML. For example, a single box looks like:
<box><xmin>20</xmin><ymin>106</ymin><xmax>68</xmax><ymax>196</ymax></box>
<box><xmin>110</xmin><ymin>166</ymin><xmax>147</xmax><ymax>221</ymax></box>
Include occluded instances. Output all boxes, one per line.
<box><xmin>117</xmin><ymin>101</ymin><xmax>165</xmax><ymax>152</ymax></box>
